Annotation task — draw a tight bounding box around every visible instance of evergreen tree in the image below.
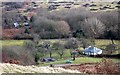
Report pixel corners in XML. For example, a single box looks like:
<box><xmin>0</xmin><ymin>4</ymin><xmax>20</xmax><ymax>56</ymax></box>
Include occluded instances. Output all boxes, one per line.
<box><xmin>24</xmin><ymin>28</ymin><xmax>30</xmax><ymax>34</ymax></box>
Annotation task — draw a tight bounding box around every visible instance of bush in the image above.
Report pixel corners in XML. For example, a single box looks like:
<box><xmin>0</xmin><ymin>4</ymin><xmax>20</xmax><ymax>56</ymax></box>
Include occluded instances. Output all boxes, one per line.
<box><xmin>95</xmin><ymin>58</ymin><xmax>120</xmax><ymax>74</ymax></box>
<box><xmin>14</xmin><ymin>34</ymin><xmax>33</xmax><ymax>40</ymax></box>
<box><xmin>23</xmin><ymin>40</ymin><xmax>35</xmax><ymax>51</ymax></box>
<box><xmin>65</xmin><ymin>38</ymin><xmax>80</xmax><ymax>49</ymax></box>
<box><xmin>79</xmin><ymin>38</ymin><xmax>95</xmax><ymax>49</ymax></box>
<box><xmin>52</xmin><ymin>42</ymin><xmax>65</xmax><ymax>59</ymax></box>
<box><xmin>2</xmin><ymin>46</ymin><xmax>35</xmax><ymax>65</ymax></box>
<box><xmin>54</xmin><ymin>21</ymin><xmax>71</xmax><ymax>38</ymax></box>
<box><xmin>24</xmin><ymin>28</ymin><xmax>30</xmax><ymax>34</ymax></box>
<box><xmin>34</xmin><ymin>52</ymin><xmax>40</xmax><ymax>65</ymax></box>
<box><xmin>105</xmin><ymin>44</ymin><xmax>118</xmax><ymax>54</ymax></box>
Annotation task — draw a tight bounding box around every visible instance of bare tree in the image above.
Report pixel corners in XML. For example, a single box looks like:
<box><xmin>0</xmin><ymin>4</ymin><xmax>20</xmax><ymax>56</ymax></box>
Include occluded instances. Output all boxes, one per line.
<box><xmin>81</xmin><ymin>17</ymin><xmax>105</xmax><ymax>38</ymax></box>
<box><xmin>52</xmin><ymin>42</ymin><xmax>65</xmax><ymax>59</ymax></box>
<box><xmin>65</xmin><ymin>38</ymin><xmax>80</xmax><ymax>60</ymax></box>
<box><xmin>42</xmin><ymin>41</ymin><xmax>52</xmax><ymax>58</ymax></box>
<box><xmin>54</xmin><ymin>21</ymin><xmax>71</xmax><ymax>38</ymax></box>
<box><xmin>78</xmin><ymin>17</ymin><xmax>105</xmax><ymax>47</ymax></box>
<box><xmin>98</xmin><ymin>11</ymin><xmax>118</xmax><ymax>43</ymax></box>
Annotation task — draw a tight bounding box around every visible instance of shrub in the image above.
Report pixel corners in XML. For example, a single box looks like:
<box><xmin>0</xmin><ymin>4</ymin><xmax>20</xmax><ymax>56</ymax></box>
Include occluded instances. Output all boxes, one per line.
<box><xmin>2</xmin><ymin>46</ymin><xmax>35</xmax><ymax>65</ymax></box>
<box><xmin>79</xmin><ymin>38</ymin><xmax>95</xmax><ymax>49</ymax></box>
<box><xmin>54</xmin><ymin>21</ymin><xmax>71</xmax><ymax>38</ymax></box>
<box><xmin>65</xmin><ymin>38</ymin><xmax>80</xmax><ymax>49</ymax></box>
<box><xmin>95</xmin><ymin>58</ymin><xmax>120</xmax><ymax>74</ymax></box>
<box><xmin>24</xmin><ymin>28</ymin><xmax>30</xmax><ymax>34</ymax></box>
<box><xmin>34</xmin><ymin>52</ymin><xmax>40</xmax><ymax>65</ymax></box>
<box><xmin>23</xmin><ymin>40</ymin><xmax>35</xmax><ymax>51</ymax></box>
<box><xmin>14</xmin><ymin>34</ymin><xmax>33</xmax><ymax>40</ymax></box>
<box><xmin>52</xmin><ymin>42</ymin><xmax>65</xmax><ymax>59</ymax></box>
<box><xmin>105</xmin><ymin>44</ymin><xmax>118</xmax><ymax>54</ymax></box>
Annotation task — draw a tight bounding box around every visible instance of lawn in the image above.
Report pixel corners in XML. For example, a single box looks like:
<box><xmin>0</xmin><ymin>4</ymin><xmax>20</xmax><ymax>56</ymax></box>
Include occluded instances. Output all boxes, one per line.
<box><xmin>39</xmin><ymin>57</ymin><xmax>120</xmax><ymax>66</ymax></box>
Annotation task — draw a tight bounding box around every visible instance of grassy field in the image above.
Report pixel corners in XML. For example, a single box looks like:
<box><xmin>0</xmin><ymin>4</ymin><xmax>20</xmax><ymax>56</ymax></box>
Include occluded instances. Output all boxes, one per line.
<box><xmin>95</xmin><ymin>39</ymin><xmax>120</xmax><ymax>48</ymax></box>
<box><xmin>1</xmin><ymin>39</ymin><xmax>120</xmax><ymax>47</ymax></box>
<box><xmin>1</xmin><ymin>40</ymin><xmax>25</xmax><ymax>46</ymax></box>
<box><xmin>39</xmin><ymin>57</ymin><xmax>120</xmax><ymax>66</ymax></box>
<box><xmin>1</xmin><ymin>39</ymin><xmax>120</xmax><ymax>66</ymax></box>
<box><xmin>39</xmin><ymin>57</ymin><xmax>102</xmax><ymax>66</ymax></box>
<box><xmin>47</xmin><ymin>2</ymin><xmax>118</xmax><ymax>12</ymax></box>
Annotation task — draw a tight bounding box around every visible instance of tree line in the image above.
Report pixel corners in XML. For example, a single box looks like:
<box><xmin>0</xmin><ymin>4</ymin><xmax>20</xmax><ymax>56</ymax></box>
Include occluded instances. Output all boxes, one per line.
<box><xmin>30</xmin><ymin>8</ymin><xmax>119</xmax><ymax>40</ymax></box>
<box><xmin>2</xmin><ymin>7</ymin><xmax>120</xmax><ymax>40</ymax></box>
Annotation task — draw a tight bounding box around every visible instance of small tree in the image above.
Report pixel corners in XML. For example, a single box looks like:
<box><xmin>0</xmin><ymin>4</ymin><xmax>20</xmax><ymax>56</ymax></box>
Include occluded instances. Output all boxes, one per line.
<box><xmin>33</xmin><ymin>40</ymin><xmax>48</xmax><ymax>65</ymax></box>
<box><xmin>65</xmin><ymin>38</ymin><xmax>80</xmax><ymax>60</ymax></box>
<box><xmin>65</xmin><ymin>38</ymin><xmax>80</xmax><ymax>49</ymax></box>
<box><xmin>79</xmin><ymin>17</ymin><xmax>105</xmax><ymax>47</ymax></box>
<box><xmin>24</xmin><ymin>28</ymin><xmax>30</xmax><ymax>34</ymax></box>
<box><xmin>98</xmin><ymin>11</ymin><xmax>118</xmax><ymax>40</ymax></box>
<box><xmin>24</xmin><ymin>40</ymin><xmax>35</xmax><ymax>51</ymax></box>
<box><xmin>105</xmin><ymin>44</ymin><xmax>118</xmax><ymax>54</ymax></box>
<box><xmin>106</xmin><ymin>30</ymin><xmax>115</xmax><ymax>44</ymax></box>
<box><xmin>73</xmin><ymin>29</ymin><xmax>85</xmax><ymax>38</ymax></box>
<box><xmin>34</xmin><ymin>52</ymin><xmax>40</xmax><ymax>65</ymax></box>
<box><xmin>79</xmin><ymin>38</ymin><xmax>95</xmax><ymax>49</ymax></box>
<box><xmin>43</xmin><ymin>41</ymin><xmax>52</xmax><ymax>58</ymax></box>
<box><xmin>54</xmin><ymin>21</ymin><xmax>71</xmax><ymax>38</ymax></box>
<box><xmin>52</xmin><ymin>42</ymin><xmax>64</xmax><ymax>59</ymax></box>
<box><xmin>32</xmin><ymin>33</ymin><xmax>40</xmax><ymax>44</ymax></box>
<box><xmin>30</xmin><ymin>16</ymin><xmax>34</xmax><ymax>23</ymax></box>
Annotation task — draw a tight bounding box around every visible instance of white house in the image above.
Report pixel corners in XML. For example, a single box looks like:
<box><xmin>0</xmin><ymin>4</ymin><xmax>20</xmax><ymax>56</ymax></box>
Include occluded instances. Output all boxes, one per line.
<box><xmin>14</xmin><ymin>22</ymin><xmax>19</xmax><ymax>27</ymax></box>
<box><xmin>83</xmin><ymin>46</ymin><xmax>102</xmax><ymax>55</ymax></box>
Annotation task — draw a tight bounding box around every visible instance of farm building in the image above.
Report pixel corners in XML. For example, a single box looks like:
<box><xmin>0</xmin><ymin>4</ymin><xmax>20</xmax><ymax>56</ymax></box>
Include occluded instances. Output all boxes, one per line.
<box><xmin>23</xmin><ymin>22</ymin><xmax>29</xmax><ymax>26</ymax></box>
<box><xmin>83</xmin><ymin>46</ymin><xmax>102</xmax><ymax>55</ymax></box>
<box><xmin>14</xmin><ymin>22</ymin><xmax>19</xmax><ymax>27</ymax></box>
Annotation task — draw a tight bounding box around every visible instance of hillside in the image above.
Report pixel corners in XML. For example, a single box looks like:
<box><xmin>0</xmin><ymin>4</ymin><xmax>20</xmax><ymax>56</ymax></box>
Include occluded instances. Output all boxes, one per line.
<box><xmin>1</xmin><ymin>0</ymin><xmax>120</xmax><ymax>2</ymax></box>
<box><xmin>47</xmin><ymin>0</ymin><xmax>119</xmax><ymax>2</ymax></box>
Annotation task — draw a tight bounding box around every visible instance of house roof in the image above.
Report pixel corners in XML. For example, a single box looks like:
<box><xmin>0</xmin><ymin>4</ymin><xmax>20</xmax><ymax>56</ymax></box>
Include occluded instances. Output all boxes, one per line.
<box><xmin>24</xmin><ymin>22</ymin><xmax>29</xmax><ymax>26</ymax></box>
<box><xmin>83</xmin><ymin>46</ymin><xmax>102</xmax><ymax>53</ymax></box>
<box><xmin>14</xmin><ymin>22</ymin><xmax>19</xmax><ymax>27</ymax></box>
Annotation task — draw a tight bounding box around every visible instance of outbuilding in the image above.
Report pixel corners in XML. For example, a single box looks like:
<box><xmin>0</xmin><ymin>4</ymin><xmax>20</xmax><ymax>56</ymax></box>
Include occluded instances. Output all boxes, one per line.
<box><xmin>14</xmin><ymin>22</ymin><xmax>19</xmax><ymax>27</ymax></box>
<box><xmin>23</xmin><ymin>22</ymin><xmax>29</xmax><ymax>26</ymax></box>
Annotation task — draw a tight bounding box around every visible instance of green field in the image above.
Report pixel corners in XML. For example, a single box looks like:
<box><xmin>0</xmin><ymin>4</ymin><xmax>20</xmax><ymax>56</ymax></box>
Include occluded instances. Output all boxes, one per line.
<box><xmin>1</xmin><ymin>39</ymin><xmax>120</xmax><ymax>53</ymax></box>
<box><xmin>1</xmin><ymin>40</ymin><xmax>25</xmax><ymax>46</ymax></box>
<box><xmin>39</xmin><ymin>57</ymin><xmax>102</xmax><ymax>66</ymax></box>
<box><xmin>1</xmin><ymin>39</ymin><xmax>120</xmax><ymax>66</ymax></box>
<box><xmin>39</xmin><ymin>57</ymin><xmax>120</xmax><ymax>66</ymax></box>
<box><xmin>1</xmin><ymin>39</ymin><xmax>120</xmax><ymax>47</ymax></box>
